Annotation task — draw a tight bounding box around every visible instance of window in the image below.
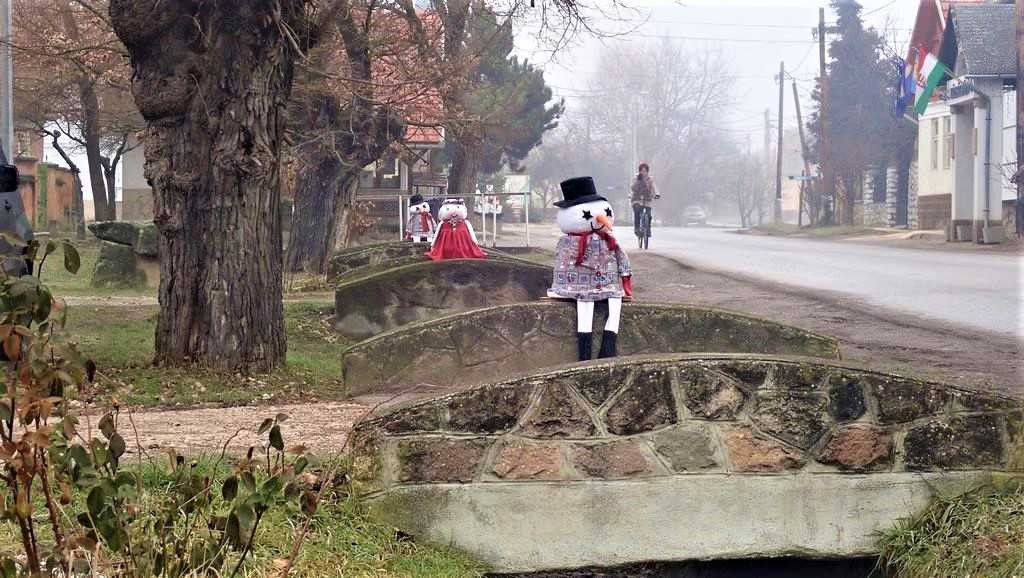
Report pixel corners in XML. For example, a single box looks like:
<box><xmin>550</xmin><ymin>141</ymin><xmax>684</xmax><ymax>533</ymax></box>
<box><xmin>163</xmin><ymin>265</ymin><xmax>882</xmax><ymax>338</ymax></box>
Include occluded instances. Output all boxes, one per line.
<box><xmin>930</xmin><ymin>118</ymin><xmax>939</xmax><ymax>169</ymax></box>
<box><xmin>942</xmin><ymin>117</ymin><xmax>952</xmax><ymax>169</ymax></box>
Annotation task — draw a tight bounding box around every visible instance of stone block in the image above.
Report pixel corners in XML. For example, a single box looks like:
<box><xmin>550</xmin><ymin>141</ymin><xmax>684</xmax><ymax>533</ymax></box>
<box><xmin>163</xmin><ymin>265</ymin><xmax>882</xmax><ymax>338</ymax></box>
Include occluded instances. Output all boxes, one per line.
<box><xmin>752</xmin><ymin>389</ymin><xmax>829</xmax><ymax>450</ymax></box>
<box><xmin>682</xmin><ymin>369</ymin><xmax>747</xmax><ymax>420</ymax></box>
<box><xmin>650</xmin><ymin>425</ymin><xmax>719</xmax><ymax>472</ymax></box>
<box><xmin>520</xmin><ymin>383</ymin><xmax>597</xmax><ymax>438</ymax></box>
<box><xmin>817</xmin><ymin>425</ymin><xmax>893</xmax><ymax>472</ymax></box>
<box><xmin>827</xmin><ymin>375</ymin><xmax>867</xmax><ymax>422</ymax></box>
<box><xmin>573</xmin><ymin>366</ymin><xmax>631</xmax><ymax>407</ymax></box>
<box><xmin>724</xmin><ymin>426</ymin><xmax>805</xmax><ymax>473</ymax></box>
<box><xmin>91</xmin><ymin>241</ymin><xmax>147</xmax><ymax>289</ymax></box>
<box><xmin>771</xmin><ymin>364</ymin><xmax>829</xmax><ymax>390</ymax></box>
<box><xmin>870</xmin><ymin>376</ymin><xmax>949</xmax><ymax>424</ymax></box>
<box><xmin>381</xmin><ymin>403</ymin><xmax>443</xmax><ymax>434</ymax></box>
<box><xmin>88</xmin><ymin>221</ymin><xmax>140</xmax><ymax>246</ymax></box>
<box><xmin>604</xmin><ymin>368</ymin><xmax>676</xmax><ymax>436</ymax></box>
<box><xmin>397</xmin><ymin>437</ymin><xmax>490</xmax><ymax>483</ymax></box>
<box><xmin>904</xmin><ymin>415</ymin><xmax>1004</xmax><ymax>470</ymax></box>
<box><xmin>447</xmin><ymin>386</ymin><xmax>531</xmax><ymax>434</ymax></box>
<box><xmin>571</xmin><ymin>440</ymin><xmax>658</xmax><ymax>479</ymax></box>
<box><xmin>491</xmin><ymin>441</ymin><xmax>566</xmax><ymax>481</ymax></box>
<box><xmin>134</xmin><ymin>222</ymin><xmax>158</xmax><ymax>257</ymax></box>
<box><xmin>716</xmin><ymin>361</ymin><xmax>769</xmax><ymax>389</ymax></box>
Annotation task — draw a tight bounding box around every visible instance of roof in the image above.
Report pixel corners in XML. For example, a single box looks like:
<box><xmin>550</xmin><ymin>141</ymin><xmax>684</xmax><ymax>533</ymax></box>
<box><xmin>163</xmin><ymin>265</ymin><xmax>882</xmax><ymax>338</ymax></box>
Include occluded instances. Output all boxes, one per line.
<box><xmin>943</xmin><ymin>3</ymin><xmax>1016</xmax><ymax>76</ymax></box>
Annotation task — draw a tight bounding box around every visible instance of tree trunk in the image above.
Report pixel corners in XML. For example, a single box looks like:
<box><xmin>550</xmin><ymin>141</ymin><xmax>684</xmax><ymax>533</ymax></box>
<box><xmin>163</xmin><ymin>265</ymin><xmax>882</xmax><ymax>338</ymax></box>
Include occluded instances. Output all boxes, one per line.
<box><xmin>59</xmin><ymin>1</ymin><xmax>111</xmax><ymax>222</ymax></box>
<box><xmin>110</xmin><ymin>1</ymin><xmax>299</xmax><ymax>372</ymax></box>
<box><xmin>448</xmin><ymin>135</ymin><xmax>479</xmax><ymax>196</ymax></box>
<box><xmin>100</xmin><ymin>157</ymin><xmax>117</xmax><ymax>220</ymax></box>
<box><xmin>284</xmin><ymin>155</ymin><xmax>355</xmax><ymax>274</ymax></box>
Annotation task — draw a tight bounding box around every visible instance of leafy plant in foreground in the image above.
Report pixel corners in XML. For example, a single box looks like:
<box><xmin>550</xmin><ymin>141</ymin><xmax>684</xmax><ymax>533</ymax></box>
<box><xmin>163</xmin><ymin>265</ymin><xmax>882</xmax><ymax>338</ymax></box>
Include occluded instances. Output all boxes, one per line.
<box><xmin>0</xmin><ymin>238</ymin><xmax>317</xmax><ymax>577</ymax></box>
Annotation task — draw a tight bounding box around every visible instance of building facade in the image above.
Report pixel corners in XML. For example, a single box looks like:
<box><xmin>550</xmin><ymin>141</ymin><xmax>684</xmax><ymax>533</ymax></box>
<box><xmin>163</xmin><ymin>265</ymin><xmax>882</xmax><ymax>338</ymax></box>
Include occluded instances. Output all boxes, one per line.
<box><xmin>940</xmin><ymin>3</ymin><xmax>1016</xmax><ymax>243</ymax></box>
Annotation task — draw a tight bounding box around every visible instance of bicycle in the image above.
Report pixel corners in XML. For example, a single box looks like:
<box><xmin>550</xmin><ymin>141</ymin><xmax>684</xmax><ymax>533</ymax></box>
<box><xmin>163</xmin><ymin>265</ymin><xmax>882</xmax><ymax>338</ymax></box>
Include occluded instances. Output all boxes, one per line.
<box><xmin>636</xmin><ymin>205</ymin><xmax>652</xmax><ymax>250</ymax></box>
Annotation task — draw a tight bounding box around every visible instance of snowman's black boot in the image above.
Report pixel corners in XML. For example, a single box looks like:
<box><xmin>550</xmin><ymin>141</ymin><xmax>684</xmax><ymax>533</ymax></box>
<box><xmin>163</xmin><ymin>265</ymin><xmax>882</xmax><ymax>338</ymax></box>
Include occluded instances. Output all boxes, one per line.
<box><xmin>576</xmin><ymin>332</ymin><xmax>593</xmax><ymax>361</ymax></box>
<box><xmin>598</xmin><ymin>330</ymin><xmax>618</xmax><ymax>359</ymax></box>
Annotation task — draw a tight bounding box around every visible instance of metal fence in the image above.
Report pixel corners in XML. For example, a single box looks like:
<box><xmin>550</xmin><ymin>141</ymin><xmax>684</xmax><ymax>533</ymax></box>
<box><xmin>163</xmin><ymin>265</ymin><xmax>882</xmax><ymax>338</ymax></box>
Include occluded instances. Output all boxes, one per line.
<box><xmin>354</xmin><ymin>191</ymin><xmax>532</xmax><ymax>247</ymax></box>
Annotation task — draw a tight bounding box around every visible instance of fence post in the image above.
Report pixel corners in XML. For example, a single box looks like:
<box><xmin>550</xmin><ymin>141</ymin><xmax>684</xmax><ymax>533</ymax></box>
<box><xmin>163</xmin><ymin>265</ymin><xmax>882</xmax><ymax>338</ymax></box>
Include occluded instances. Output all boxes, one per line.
<box><xmin>398</xmin><ymin>195</ymin><xmax>404</xmax><ymax>241</ymax></box>
<box><xmin>524</xmin><ymin>191</ymin><xmax>530</xmax><ymax>247</ymax></box>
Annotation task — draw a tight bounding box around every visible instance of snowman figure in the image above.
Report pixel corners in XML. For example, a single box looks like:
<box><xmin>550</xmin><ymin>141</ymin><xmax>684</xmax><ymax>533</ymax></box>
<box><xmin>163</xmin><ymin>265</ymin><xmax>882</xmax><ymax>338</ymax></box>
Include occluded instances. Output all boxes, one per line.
<box><xmin>548</xmin><ymin>176</ymin><xmax>632</xmax><ymax>360</ymax></box>
<box><xmin>425</xmin><ymin>198</ymin><xmax>487</xmax><ymax>261</ymax></box>
<box><xmin>405</xmin><ymin>193</ymin><xmax>437</xmax><ymax>243</ymax></box>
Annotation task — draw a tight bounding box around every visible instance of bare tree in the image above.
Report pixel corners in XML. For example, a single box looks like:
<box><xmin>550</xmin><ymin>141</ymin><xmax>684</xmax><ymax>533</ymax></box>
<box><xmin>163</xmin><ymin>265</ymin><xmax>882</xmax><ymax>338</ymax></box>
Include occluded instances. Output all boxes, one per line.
<box><xmin>567</xmin><ymin>40</ymin><xmax>735</xmax><ymax>220</ymax></box>
<box><xmin>10</xmin><ymin>0</ymin><xmax>141</xmax><ymax>222</ymax></box>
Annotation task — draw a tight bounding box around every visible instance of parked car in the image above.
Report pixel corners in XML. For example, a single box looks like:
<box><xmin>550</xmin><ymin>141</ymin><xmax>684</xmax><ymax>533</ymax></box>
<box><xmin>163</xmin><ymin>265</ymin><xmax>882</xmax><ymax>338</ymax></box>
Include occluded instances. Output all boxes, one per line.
<box><xmin>682</xmin><ymin>206</ymin><xmax>707</xmax><ymax>226</ymax></box>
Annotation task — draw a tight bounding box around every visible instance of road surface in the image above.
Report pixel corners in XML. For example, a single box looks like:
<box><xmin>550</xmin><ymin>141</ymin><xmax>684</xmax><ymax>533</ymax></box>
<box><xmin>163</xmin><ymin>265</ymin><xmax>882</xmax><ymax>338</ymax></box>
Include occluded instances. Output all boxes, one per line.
<box><xmin>643</xmin><ymin>227</ymin><xmax>1022</xmax><ymax>338</ymax></box>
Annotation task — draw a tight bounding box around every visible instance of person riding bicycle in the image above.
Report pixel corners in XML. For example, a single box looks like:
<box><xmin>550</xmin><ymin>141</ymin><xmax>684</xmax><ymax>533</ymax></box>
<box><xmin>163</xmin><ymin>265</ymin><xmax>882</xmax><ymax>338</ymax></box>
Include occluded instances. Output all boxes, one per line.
<box><xmin>630</xmin><ymin>162</ymin><xmax>659</xmax><ymax>238</ymax></box>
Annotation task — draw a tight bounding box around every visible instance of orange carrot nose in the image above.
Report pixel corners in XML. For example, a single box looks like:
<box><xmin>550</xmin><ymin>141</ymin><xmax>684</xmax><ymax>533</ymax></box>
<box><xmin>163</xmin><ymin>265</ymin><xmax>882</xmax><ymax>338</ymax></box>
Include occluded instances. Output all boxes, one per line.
<box><xmin>595</xmin><ymin>214</ymin><xmax>613</xmax><ymax>231</ymax></box>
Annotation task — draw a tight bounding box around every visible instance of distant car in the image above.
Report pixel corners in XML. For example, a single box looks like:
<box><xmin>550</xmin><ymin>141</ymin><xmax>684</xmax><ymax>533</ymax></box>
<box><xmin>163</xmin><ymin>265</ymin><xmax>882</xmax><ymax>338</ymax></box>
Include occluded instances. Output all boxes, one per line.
<box><xmin>682</xmin><ymin>206</ymin><xmax>706</xmax><ymax>226</ymax></box>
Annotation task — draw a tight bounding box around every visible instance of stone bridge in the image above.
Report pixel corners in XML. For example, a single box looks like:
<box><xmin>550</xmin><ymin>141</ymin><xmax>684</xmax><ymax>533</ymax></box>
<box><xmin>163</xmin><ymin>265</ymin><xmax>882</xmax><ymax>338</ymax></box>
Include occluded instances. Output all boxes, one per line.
<box><xmin>340</xmin><ymin>302</ymin><xmax>841</xmax><ymax>396</ymax></box>
<box><xmin>351</xmin><ymin>354</ymin><xmax>1023</xmax><ymax>573</ymax></box>
<box><xmin>332</xmin><ymin>258</ymin><xmax>551</xmax><ymax>341</ymax></box>
<box><xmin>326</xmin><ymin>241</ymin><xmax>531</xmax><ymax>285</ymax></box>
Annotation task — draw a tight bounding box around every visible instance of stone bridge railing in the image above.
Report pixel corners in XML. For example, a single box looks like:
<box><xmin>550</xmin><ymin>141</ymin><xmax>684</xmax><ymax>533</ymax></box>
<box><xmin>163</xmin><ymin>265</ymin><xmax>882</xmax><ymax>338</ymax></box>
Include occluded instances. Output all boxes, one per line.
<box><xmin>351</xmin><ymin>354</ymin><xmax>1023</xmax><ymax>573</ymax></box>
<box><xmin>332</xmin><ymin>258</ymin><xmax>551</xmax><ymax>341</ymax></box>
<box><xmin>340</xmin><ymin>302</ymin><xmax>841</xmax><ymax>396</ymax></box>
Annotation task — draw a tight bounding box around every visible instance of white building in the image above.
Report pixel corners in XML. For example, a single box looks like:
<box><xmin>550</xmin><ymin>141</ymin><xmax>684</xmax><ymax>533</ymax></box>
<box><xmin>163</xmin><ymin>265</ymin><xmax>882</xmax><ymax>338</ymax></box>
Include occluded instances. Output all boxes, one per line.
<box><xmin>939</xmin><ymin>2</ymin><xmax>1016</xmax><ymax>243</ymax></box>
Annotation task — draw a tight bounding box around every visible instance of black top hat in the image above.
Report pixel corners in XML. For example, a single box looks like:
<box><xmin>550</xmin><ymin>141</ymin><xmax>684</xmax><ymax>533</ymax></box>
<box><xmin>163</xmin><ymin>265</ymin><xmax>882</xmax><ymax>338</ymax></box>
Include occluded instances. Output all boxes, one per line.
<box><xmin>555</xmin><ymin>176</ymin><xmax>606</xmax><ymax>208</ymax></box>
<box><xmin>0</xmin><ymin>165</ymin><xmax>18</xmax><ymax>194</ymax></box>
<box><xmin>408</xmin><ymin>193</ymin><xmax>425</xmax><ymax>205</ymax></box>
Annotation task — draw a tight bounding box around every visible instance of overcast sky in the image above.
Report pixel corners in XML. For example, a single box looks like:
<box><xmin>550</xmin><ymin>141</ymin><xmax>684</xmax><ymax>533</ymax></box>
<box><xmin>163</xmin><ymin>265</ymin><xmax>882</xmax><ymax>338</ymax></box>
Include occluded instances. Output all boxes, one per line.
<box><xmin>514</xmin><ymin>0</ymin><xmax>919</xmax><ymax>149</ymax></box>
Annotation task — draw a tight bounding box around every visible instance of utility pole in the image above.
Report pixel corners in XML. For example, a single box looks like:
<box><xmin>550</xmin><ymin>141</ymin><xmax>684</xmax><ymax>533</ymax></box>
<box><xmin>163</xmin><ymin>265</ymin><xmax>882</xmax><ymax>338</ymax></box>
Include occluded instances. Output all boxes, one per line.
<box><xmin>792</xmin><ymin>80</ymin><xmax>815</xmax><ymax>226</ymax></box>
<box><xmin>0</xmin><ymin>0</ymin><xmax>13</xmax><ymax>162</ymax></box>
<box><xmin>1016</xmin><ymin>0</ymin><xmax>1023</xmax><ymax>237</ymax></box>
<box><xmin>818</xmin><ymin>6</ymin><xmax>833</xmax><ymax>226</ymax></box>
<box><xmin>775</xmin><ymin>61</ymin><xmax>784</xmax><ymax>224</ymax></box>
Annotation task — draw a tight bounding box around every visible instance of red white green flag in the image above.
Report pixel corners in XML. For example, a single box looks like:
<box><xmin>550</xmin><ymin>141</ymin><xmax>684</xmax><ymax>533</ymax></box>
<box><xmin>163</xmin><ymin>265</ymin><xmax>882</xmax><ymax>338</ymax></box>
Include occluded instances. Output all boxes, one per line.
<box><xmin>914</xmin><ymin>46</ymin><xmax>950</xmax><ymax>115</ymax></box>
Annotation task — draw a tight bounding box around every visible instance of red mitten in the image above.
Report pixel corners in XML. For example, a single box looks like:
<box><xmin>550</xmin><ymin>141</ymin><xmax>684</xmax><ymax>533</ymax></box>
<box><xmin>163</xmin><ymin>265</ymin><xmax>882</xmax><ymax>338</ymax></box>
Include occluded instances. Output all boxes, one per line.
<box><xmin>622</xmin><ymin>276</ymin><xmax>633</xmax><ymax>297</ymax></box>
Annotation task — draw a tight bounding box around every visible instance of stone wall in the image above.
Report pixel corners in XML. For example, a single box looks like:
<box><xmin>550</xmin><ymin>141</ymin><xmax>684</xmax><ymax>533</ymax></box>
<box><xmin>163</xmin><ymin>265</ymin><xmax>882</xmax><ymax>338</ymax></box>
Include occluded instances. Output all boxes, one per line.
<box><xmin>918</xmin><ymin>193</ymin><xmax>951</xmax><ymax>230</ymax></box>
<box><xmin>340</xmin><ymin>302</ymin><xmax>841</xmax><ymax>396</ymax></box>
<box><xmin>351</xmin><ymin>355</ymin><xmax>1022</xmax><ymax>572</ymax></box>
<box><xmin>332</xmin><ymin>258</ymin><xmax>551</xmax><ymax>340</ymax></box>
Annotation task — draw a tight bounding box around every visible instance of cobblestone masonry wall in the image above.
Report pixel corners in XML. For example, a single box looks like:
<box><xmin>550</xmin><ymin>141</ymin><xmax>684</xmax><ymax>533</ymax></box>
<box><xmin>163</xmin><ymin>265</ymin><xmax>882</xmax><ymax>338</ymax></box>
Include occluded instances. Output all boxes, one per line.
<box><xmin>352</xmin><ymin>356</ymin><xmax>1023</xmax><ymax>491</ymax></box>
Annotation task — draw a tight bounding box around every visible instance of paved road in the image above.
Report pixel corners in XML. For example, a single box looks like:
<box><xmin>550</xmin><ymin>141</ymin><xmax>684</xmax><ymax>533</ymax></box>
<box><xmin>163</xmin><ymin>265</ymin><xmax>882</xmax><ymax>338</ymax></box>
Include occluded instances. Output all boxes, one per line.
<box><xmin>643</xmin><ymin>227</ymin><xmax>1022</xmax><ymax>337</ymax></box>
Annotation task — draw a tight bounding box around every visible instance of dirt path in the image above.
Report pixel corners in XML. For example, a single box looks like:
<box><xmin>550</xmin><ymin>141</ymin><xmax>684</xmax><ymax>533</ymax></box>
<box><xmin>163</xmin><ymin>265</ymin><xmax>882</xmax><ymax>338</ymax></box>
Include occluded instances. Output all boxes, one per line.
<box><xmin>79</xmin><ymin>252</ymin><xmax>1020</xmax><ymax>455</ymax></box>
<box><xmin>83</xmin><ymin>402</ymin><xmax>370</xmax><ymax>458</ymax></box>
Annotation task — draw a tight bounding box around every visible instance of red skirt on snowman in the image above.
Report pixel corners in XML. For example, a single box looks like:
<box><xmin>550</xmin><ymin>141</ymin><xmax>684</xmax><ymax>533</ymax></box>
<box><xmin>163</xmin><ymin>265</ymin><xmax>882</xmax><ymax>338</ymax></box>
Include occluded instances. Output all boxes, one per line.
<box><xmin>426</xmin><ymin>219</ymin><xmax>487</xmax><ymax>261</ymax></box>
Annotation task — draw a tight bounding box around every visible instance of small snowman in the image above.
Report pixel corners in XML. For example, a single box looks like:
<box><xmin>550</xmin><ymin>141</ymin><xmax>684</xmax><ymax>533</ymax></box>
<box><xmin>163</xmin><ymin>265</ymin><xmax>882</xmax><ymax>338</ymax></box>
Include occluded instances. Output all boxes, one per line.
<box><xmin>405</xmin><ymin>193</ymin><xmax>437</xmax><ymax>243</ymax></box>
<box><xmin>548</xmin><ymin>176</ymin><xmax>632</xmax><ymax>360</ymax></box>
<box><xmin>425</xmin><ymin>198</ymin><xmax>487</xmax><ymax>261</ymax></box>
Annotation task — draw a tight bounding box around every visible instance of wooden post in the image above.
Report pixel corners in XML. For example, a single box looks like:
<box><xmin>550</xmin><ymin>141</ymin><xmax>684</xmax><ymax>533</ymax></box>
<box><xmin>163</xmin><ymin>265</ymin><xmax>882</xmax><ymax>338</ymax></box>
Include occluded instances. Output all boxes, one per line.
<box><xmin>792</xmin><ymin>80</ymin><xmax>815</xmax><ymax>226</ymax></box>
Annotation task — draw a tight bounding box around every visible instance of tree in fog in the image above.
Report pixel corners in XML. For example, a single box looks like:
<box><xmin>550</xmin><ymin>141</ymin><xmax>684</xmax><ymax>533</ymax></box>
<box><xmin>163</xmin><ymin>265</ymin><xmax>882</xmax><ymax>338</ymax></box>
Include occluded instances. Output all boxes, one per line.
<box><xmin>808</xmin><ymin>0</ymin><xmax>915</xmax><ymax>225</ymax></box>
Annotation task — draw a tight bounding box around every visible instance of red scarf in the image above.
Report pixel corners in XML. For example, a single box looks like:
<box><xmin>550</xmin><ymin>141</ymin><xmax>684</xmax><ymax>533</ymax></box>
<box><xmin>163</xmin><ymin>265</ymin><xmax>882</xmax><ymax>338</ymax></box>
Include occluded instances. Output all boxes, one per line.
<box><xmin>419</xmin><ymin>213</ymin><xmax>432</xmax><ymax>231</ymax></box>
<box><xmin>571</xmin><ymin>231</ymin><xmax>618</xmax><ymax>266</ymax></box>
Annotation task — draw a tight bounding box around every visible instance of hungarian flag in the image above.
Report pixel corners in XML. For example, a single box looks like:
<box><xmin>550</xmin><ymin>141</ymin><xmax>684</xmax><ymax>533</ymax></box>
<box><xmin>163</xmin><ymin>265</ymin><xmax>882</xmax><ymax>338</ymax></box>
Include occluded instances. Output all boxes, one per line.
<box><xmin>913</xmin><ymin>47</ymin><xmax>950</xmax><ymax>115</ymax></box>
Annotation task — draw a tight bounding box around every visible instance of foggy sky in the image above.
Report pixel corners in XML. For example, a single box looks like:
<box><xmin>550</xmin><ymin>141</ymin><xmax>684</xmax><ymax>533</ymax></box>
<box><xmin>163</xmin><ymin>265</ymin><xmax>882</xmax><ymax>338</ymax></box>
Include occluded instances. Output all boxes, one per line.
<box><xmin>515</xmin><ymin>0</ymin><xmax>920</xmax><ymax>151</ymax></box>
